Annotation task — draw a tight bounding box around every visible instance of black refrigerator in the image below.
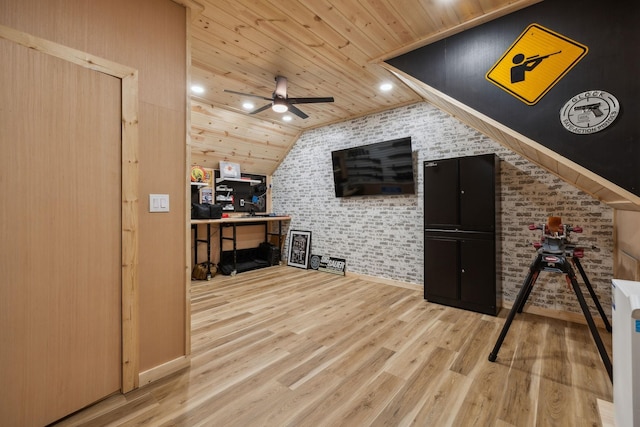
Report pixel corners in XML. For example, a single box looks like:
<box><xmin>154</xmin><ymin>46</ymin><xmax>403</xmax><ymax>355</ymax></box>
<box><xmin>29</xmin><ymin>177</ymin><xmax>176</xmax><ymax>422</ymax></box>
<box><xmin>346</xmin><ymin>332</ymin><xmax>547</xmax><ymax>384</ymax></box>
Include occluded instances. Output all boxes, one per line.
<box><xmin>423</xmin><ymin>154</ymin><xmax>501</xmax><ymax>315</ymax></box>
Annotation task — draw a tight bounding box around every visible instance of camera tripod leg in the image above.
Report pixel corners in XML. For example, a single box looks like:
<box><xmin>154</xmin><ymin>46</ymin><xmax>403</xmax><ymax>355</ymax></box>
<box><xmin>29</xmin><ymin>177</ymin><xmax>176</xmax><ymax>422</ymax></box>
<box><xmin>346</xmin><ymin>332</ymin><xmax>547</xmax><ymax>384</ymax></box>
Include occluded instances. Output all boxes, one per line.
<box><xmin>573</xmin><ymin>257</ymin><xmax>612</xmax><ymax>332</ymax></box>
<box><xmin>517</xmin><ymin>270</ymin><xmax>539</xmax><ymax>313</ymax></box>
<box><xmin>567</xmin><ymin>265</ymin><xmax>613</xmax><ymax>382</ymax></box>
<box><xmin>489</xmin><ymin>255</ymin><xmax>541</xmax><ymax>362</ymax></box>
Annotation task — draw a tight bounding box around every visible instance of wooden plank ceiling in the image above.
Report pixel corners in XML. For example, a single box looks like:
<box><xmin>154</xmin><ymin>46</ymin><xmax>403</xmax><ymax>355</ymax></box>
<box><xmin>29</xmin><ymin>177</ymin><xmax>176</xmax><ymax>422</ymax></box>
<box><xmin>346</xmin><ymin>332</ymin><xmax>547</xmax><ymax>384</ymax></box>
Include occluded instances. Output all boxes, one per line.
<box><xmin>181</xmin><ymin>0</ymin><xmax>640</xmax><ymax>210</ymax></box>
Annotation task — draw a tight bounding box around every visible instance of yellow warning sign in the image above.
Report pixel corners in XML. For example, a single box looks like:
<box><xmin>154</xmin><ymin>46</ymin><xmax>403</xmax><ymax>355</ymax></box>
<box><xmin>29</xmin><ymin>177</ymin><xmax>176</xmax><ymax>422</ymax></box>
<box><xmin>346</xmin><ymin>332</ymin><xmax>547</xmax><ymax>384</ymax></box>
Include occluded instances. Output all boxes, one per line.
<box><xmin>486</xmin><ymin>24</ymin><xmax>588</xmax><ymax>105</ymax></box>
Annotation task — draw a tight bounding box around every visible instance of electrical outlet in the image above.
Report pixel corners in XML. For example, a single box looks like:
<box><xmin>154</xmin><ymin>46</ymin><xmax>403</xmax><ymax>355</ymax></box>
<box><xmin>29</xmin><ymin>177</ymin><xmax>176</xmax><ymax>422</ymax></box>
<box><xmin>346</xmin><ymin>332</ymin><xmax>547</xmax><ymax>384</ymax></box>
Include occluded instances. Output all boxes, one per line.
<box><xmin>240</xmin><ymin>199</ymin><xmax>245</xmax><ymax>207</ymax></box>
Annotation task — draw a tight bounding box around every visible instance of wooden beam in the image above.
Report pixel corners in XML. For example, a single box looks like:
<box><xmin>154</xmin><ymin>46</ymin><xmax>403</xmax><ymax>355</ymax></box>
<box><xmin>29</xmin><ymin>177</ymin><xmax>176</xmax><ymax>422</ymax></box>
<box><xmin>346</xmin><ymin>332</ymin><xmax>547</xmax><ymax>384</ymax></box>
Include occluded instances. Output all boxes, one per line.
<box><xmin>171</xmin><ymin>0</ymin><xmax>204</xmax><ymax>17</ymax></box>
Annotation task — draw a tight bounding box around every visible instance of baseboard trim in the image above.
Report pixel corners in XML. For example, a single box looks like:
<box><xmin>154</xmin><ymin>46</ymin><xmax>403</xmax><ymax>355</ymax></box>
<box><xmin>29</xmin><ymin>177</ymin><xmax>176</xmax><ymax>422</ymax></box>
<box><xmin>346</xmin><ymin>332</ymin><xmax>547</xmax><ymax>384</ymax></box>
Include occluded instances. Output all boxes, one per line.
<box><xmin>502</xmin><ymin>300</ymin><xmax>610</xmax><ymax>329</ymax></box>
<box><xmin>597</xmin><ymin>398</ymin><xmax>615</xmax><ymax>427</ymax></box>
<box><xmin>138</xmin><ymin>355</ymin><xmax>191</xmax><ymax>387</ymax></box>
<box><xmin>345</xmin><ymin>271</ymin><xmax>422</xmax><ymax>291</ymax></box>
<box><xmin>345</xmin><ymin>271</ymin><xmax>610</xmax><ymax>328</ymax></box>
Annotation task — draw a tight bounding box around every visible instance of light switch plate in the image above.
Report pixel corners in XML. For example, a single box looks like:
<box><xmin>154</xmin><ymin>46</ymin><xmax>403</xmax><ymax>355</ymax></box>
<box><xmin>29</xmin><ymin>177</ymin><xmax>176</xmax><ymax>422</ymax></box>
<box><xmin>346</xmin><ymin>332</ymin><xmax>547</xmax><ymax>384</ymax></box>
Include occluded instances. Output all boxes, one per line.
<box><xmin>149</xmin><ymin>194</ymin><xmax>170</xmax><ymax>212</ymax></box>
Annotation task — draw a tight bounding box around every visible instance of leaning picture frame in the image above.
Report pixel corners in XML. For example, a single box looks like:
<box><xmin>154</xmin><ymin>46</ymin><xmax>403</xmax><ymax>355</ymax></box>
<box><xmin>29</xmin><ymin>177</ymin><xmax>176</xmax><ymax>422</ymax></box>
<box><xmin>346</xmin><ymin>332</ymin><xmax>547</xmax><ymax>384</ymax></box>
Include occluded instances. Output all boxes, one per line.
<box><xmin>287</xmin><ymin>230</ymin><xmax>312</xmax><ymax>269</ymax></box>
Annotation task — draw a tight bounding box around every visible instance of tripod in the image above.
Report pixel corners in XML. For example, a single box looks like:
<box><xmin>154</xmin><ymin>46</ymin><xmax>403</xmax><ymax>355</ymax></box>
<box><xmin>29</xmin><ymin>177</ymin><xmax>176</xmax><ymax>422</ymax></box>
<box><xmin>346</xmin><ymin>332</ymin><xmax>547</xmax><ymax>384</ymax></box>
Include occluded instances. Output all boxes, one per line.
<box><xmin>488</xmin><ymin>217</ymin><xmax>613</xmax><ymax>382</ymax></box>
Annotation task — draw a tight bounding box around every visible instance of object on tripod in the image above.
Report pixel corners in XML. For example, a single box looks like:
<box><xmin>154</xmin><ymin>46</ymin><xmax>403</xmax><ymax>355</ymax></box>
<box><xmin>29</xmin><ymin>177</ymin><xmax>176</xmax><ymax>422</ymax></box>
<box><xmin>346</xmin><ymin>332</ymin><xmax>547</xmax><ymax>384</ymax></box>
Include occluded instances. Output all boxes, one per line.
<box><xmin>488</xmin><ymin>216</ymin><xmax>612</xmax><ymax>381</ymax></box>
<box><xmin>529</xmin><ymin>215</ymin><xmax>583</xmax><ymax>257</ymax></box>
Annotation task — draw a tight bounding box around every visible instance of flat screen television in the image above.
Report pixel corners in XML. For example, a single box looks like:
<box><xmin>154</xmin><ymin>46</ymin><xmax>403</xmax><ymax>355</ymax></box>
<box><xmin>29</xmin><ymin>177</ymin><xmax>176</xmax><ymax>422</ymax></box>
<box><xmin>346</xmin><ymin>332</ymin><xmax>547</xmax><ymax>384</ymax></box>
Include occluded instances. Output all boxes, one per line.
<box><xmin>331</xmin><ymin>136</ymin><xmax>415</xmax><ymax>197</ymax></box>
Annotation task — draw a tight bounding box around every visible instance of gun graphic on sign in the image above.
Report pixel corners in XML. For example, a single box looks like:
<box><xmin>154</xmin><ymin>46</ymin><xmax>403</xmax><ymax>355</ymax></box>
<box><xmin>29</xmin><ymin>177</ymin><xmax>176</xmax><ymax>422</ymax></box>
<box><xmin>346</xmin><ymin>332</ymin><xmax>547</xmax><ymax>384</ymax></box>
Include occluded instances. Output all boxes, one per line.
<box><xmin>574</xmin><ymin>102</ymin><xmax>603</xmax><ymax>117</ymax></box>
<box><xmin>525</xmin><ymin>50</ymin><xmax>562</xmax><ymax>62</ymax></box>
<box><xmin>510</xmin><ymin>50</ymin><xmax>563</xmax><ymax>83</ymax></box>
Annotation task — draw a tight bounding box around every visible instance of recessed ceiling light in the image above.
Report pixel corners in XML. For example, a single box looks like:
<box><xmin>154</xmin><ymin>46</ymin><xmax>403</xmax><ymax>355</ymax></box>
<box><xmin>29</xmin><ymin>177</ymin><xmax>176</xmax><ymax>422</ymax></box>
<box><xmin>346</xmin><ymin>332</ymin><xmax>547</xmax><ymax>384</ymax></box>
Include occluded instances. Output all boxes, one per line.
<box><xmin>242</xmin><ymin>101</ymin><xmax>255</xmax><ymax>110</ymax></box>
<box><xmin>380</xmin><ymin>83</ymin><xmax>393</xmax><ymax>92</ymax></box>
<box><xmin>191</xmin><ymin>85</ymin><xmax>205</xmax><ymax>94</ymax></box>
<box><xmin>282</xmin><ymin>115</ymin><xmax>292</xmax><ymax>122</ymax></box>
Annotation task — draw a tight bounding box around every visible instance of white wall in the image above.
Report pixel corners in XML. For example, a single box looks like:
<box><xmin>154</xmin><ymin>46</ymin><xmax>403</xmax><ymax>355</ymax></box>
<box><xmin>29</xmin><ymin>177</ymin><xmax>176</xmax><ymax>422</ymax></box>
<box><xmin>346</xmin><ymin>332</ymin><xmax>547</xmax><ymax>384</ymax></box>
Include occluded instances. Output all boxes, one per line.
<box><xmin>272</xmin><ymin>102</ymin><xmax>614</xmax><ymax>315</ymax></box>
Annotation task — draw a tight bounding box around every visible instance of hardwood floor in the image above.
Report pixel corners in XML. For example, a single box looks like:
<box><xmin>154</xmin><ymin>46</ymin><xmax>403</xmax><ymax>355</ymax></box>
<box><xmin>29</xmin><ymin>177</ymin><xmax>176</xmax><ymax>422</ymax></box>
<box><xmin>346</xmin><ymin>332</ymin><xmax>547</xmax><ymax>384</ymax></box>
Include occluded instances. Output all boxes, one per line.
<box><xmin>55</xmin><ymin>266</ymin><xmax>613</xmax><ymax>426</ymax></box>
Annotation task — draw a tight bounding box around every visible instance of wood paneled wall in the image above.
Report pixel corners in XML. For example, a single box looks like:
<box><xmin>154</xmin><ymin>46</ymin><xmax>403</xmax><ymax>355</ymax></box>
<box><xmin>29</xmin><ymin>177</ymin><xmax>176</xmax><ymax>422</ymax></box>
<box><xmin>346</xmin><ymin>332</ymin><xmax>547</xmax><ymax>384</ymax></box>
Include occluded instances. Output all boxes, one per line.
<box><xmin>0</xmin><ymin>0</ymin><xmax>187</xmax><ymax>374</ymax></box>
<box><xmin>614</xmin><ymin>210</ymin><xmax>640</xmax><ymax>281</ymax></box>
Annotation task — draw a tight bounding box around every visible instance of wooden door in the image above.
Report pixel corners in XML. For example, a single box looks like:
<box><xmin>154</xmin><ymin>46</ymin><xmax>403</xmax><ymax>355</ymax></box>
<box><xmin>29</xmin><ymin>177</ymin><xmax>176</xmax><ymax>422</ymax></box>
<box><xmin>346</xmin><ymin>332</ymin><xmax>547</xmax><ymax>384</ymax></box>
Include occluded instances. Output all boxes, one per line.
<box><xmin>0</xmin><ymin>37</ymin><xmax>122</xmax><ymax>426</ymax></box>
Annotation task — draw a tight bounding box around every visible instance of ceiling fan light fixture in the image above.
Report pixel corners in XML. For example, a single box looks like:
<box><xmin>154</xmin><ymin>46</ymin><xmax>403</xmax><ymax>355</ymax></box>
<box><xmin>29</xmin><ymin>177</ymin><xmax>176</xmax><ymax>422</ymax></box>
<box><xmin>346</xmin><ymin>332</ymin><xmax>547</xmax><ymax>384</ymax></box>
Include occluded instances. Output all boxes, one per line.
<box><xmin>272</xmin><ymin>98</ymin><xmax>288</xmax><ymax>113</ymax></box>
<box><xmin>224</xmin><ymin>76</ymin><xmax>333</xmax><ymax>119</ymax></box>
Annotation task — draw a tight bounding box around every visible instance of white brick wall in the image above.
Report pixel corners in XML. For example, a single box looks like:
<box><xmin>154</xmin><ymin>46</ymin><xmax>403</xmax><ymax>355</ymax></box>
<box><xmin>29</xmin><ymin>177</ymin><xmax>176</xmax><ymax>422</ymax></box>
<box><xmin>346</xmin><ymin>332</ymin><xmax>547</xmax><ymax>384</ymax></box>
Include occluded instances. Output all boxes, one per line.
<box><xmin>272</xmin><ymin>102</ymin><xmax>613</xmax><ymax>316</ymax></box>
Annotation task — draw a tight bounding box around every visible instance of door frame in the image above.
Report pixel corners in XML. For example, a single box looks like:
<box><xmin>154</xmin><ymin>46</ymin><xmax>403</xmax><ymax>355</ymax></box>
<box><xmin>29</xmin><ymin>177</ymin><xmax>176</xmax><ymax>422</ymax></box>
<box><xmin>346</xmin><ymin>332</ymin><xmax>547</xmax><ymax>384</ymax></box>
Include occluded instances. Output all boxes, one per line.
<box><xmin>0</xmin><ymin>24</ymin><xmax>140</xmax><ymax>392</ymax></box>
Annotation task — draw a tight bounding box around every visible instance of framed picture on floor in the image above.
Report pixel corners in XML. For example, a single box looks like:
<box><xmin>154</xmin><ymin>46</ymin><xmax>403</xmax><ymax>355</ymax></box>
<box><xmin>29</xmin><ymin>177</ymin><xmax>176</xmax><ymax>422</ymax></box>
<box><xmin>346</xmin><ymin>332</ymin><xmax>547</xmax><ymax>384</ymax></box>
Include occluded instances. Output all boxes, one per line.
<box><xmin>287</xmin><ymin>230</ymin><xmax>311</xmax><ymax>269</ymax></box>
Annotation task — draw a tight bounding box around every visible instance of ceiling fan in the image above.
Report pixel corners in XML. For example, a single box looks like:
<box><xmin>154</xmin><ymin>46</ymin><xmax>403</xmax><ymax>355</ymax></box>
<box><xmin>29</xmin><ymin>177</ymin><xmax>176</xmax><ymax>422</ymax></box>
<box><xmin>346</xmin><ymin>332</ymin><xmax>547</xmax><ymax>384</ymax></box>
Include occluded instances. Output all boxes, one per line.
<box><xmin>224</xmin><ymin>76</ymin><xmax>334</xmax><ymax>119</ymax></box>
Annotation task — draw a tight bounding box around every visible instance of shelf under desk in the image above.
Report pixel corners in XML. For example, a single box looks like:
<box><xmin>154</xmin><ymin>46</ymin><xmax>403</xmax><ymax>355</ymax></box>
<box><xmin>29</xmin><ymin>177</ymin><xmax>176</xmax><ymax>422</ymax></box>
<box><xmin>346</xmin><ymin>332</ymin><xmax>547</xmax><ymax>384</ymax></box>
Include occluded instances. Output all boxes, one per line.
<box><xmin>191</xmin><ymin>216</ymin><xmax>291</xmax><ymax>276</ymax></box>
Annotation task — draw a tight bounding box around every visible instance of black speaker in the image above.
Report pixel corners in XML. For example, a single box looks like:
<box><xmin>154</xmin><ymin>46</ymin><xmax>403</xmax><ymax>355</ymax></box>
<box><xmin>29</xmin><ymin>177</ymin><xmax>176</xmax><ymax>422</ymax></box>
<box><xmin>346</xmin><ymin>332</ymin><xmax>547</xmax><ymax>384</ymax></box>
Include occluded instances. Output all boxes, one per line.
<box><xmin>258</xmin><ymin>242</ymin><xmax>280</xmax><ymax>266</ymax></box>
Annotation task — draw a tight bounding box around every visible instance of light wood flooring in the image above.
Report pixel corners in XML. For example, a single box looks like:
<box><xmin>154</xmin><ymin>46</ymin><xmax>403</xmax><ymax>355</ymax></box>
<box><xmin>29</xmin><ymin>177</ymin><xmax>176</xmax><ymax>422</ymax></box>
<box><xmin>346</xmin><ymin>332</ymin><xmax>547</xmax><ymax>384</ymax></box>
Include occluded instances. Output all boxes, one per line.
<box><xmin>55</xmin><ymin>266</ymin><xmax>613</xmax><ymax>426</ymax></box>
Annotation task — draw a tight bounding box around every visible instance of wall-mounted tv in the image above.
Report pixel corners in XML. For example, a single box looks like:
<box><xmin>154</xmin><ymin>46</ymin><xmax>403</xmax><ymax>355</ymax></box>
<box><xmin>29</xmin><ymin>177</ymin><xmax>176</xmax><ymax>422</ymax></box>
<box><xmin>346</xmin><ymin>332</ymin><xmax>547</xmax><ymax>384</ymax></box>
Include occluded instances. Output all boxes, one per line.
<box><xmin>331</xmin><ymin>136</ymin><xmax>415</xmax><ymax>197</ymax></box>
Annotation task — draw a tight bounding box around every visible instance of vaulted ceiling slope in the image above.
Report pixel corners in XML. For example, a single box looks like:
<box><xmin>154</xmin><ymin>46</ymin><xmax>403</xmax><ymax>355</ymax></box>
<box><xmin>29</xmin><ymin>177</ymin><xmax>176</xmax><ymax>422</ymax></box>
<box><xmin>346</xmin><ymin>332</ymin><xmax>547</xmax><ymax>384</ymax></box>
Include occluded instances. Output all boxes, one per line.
<box><xmin>184</xmin><ymin>0</ymin><xmax>539</xmax><ymax>173</ymax></box>
<box><xmin>180</xmin><ymin>0</ymin><xmax>640</xmax><ymax>210</ymax></box>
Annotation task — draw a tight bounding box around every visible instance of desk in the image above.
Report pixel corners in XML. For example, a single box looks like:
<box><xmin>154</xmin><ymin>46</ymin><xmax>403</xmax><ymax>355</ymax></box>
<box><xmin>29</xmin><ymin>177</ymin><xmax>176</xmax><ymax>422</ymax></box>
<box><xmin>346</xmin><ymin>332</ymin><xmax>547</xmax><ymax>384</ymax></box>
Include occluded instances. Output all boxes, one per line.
<box><xmin>191</xmin><ymin>216</ymin><xmax>291</xmax><ymax>276</ymax></box>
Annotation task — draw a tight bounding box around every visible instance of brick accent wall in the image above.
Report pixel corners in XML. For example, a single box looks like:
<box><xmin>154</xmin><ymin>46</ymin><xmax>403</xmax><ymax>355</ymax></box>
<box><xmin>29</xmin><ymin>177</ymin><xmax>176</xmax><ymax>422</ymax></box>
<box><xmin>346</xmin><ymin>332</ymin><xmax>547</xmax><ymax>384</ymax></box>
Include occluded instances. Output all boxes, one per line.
<box><xmin>272</xmin><ymin>102</ymin><xmax>613</xmax><ymax>316</ymax></box>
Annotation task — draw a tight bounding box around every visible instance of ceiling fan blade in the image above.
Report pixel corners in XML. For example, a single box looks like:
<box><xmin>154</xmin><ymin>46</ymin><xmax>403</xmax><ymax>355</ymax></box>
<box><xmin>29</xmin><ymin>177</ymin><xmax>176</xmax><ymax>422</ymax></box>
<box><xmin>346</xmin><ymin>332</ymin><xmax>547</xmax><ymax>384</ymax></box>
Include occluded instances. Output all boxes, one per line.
<box><xmin>223</xmin><ymin>89</ymin><xmax>272</xmax><ymax>101</ymax></box>
<box><xmin>288</xmin><ymin>97</ymin><xmax>335</xmax><ymax>105</ymax></box>
<box><xmin>287</xmin><ymin>104</ymin><xmax>309</xmax><ymax>119</ymax></box>
<box><xmin>249</xmin><ymin>104</ymin><xmax>273</xmax><ymax>115</ymax></box>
